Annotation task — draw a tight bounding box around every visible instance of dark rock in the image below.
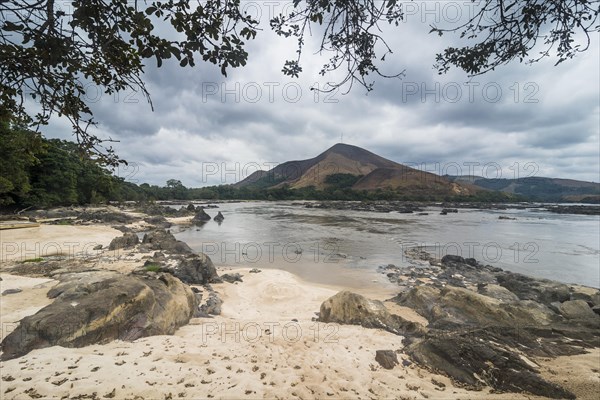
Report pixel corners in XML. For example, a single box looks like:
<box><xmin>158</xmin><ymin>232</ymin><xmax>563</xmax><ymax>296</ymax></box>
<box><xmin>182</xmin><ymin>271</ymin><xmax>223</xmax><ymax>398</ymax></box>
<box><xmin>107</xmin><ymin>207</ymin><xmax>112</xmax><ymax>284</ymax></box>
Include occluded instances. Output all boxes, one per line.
<box><xmin>249</xmin><ymin>268</ymin><xmax>262</xmax><ymax>273</ymax></box>
<box><xmin>375</xmin><ymin>350</ymin><xmax>398</xmax><ymax>369</ymax></box>
<box><xmin>213</xmin><ymin>211</ymin><xmax>224</xmax><ymax>222</ymax></box>
<box><xmin>164</xmin><ymin>254</ymin><xmax>221</xmax><ymax>285</ymax></box>
<box><xmin>592</xmin><ymin>306</ymin><xmax>600</xmax><ymax>316</ymax></box>
<box><xmin>464</xmin><ymin>258</ymin><xmax>477</xmax><ymax>266</ymax></box>
<box><xmin>92</xmin><ymin>244</ymin><xmax>103</xmax><ymax>251</ymax></box>
<box><xmin>196</xmin><ymin>292</ymin><xmax>223</xmax><ymax>317</ymax></box>
<box><xmin>441</xmin><ymin>208</ymin><xmax>458</xmax><ymax>213</ymax></box>
<box><xmin>404</xmin><ymin>329</ymin><xmax>577</xmax><ymax>399</ymax></box>
<box><xmin>141</xmin><ymin>230</ymin><xmax>193</xmax><ymax>254</ymax></box>
<box><xmin>318</xmin><ymin>291</ymin><xmax>426</xmax><ymax>336</ymax></box>
<box><xmin>496</xmin><ymin>272</ymin><xmax>570</xmax><ymax>305</ymax></box>
<box><xmin>498</xmin><ymin>216</ymin><xmax>516</xmax><ymax>220</ymax></box>
<box><xmin>77</xmin><ymin>211</ymin><xmax>136</xmax><ymax>224</ymax></box>
<box><xmin>144</xmin><ymin>215</ymin><xmax>172</xmax><ymax>229</ymax></box>
<box><xmin>221</xmin><ymin>273</ymin><xmax>243</xmax><ymax>283</ymax></box>
<box><xmin>186</xmin><ymin>204</ymin><xmax>196</xmax><ymax>212</ymax></box>
<box><xmin>546</xmin><ymin>205</ymin><xmax>600</xmax><ymax>216</ymax></box>
<box><xmin>0</xmin><ymin>271</ymin><xmax>197</xmax><ymax>361</ymax></box>
<box><xmin>108</xmin><ymin>232</ymin><xmax>139</xmax><ymax>251</ymax></box>
<box><xmin>9</xmin><ymin>260</ymin><xmax>63</xmax><ymax>278</ymax></box>
<box><xmin>385</xmin><ymin>252</ymin><xmax>600</xmax><ymax>398</ymax></box>
<box><xmin>2</xmin><ymin>288</ymin><xmax>22</xmax><ymax>296</ymax></box>
<box><xmin>192</xmin><ymin>209</ymin><xmax>212</xmax><ymax>224</ymax></box>
<box><xmin>136</xmin><ymin>203</ymin><xmax>183</xmax><ymax>217</ymax></box>
<box><xmin>440</xmin><ymin>254</ymin><xmax>465</xmax><ymax>265</ymax></box>
<box><xmin>152</xmin><ymin>252</ymin><xmax>167</xmax><ymax>262</ymax></box>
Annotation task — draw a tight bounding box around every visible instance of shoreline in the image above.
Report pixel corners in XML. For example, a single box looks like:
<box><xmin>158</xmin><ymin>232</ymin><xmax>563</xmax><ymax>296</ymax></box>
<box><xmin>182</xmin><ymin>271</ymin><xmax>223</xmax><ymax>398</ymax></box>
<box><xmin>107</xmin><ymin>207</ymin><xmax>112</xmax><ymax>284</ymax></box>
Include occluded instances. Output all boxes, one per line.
<box><xmin>0</xmin><ymin>205</ymin><xmax>598</xmax><ymax>399</ymax></box>
<box><xmin>3</xmin><ymin>267</ymin><xmax>597</xmax><ymax>400</ymax></box>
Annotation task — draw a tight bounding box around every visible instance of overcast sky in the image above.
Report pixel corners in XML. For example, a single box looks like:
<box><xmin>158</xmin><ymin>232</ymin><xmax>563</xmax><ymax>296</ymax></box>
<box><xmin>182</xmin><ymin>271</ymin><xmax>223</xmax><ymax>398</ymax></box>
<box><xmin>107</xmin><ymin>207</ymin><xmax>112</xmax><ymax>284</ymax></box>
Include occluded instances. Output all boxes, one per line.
<box><xmin>44</xmin><ymin>1</ymin><xmax>600</xmax><ymax>187</ymax></box>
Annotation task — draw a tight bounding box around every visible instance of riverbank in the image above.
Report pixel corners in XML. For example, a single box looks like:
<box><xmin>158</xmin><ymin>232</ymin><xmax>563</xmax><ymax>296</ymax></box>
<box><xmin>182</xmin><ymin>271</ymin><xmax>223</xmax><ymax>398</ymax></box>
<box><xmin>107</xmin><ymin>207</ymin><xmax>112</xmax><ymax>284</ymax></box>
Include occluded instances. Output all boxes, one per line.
<box><xmin>0</xmin><ymin>205</ymin><xmax>598</xmax><ymax>399</ymax></box>
<box><xmin>3</xmin><ymin>266</ymin><xmax>597</xmax><ymax>399</ymax></box>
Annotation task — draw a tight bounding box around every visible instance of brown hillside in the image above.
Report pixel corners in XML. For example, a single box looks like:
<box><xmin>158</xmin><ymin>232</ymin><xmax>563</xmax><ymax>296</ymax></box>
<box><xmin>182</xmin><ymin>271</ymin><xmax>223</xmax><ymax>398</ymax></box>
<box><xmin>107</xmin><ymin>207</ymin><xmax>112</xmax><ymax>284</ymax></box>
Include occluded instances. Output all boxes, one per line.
<box><xmin>234</xmin><ymin>143</ymin><xmax>475</xmax><ymax>195</ymax></box>
<box><xmin>353</xmin><ymin>167</ymin><xmax>475</xmax><ymax>195</ymax></box>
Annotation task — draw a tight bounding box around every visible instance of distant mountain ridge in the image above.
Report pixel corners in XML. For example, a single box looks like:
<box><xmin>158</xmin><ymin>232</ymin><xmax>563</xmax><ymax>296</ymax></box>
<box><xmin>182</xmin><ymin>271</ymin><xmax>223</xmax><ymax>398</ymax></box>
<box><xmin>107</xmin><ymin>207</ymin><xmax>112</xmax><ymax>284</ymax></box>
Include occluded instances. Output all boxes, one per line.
<box><xmin>235</xmin><ymin>143</ymin><xmax>475</xmax><ymax>197</ymax></box>
<box><xmin>447</xmin><ymin>175</ymin><xmax>600</xmax><ymax>203</ymax></box>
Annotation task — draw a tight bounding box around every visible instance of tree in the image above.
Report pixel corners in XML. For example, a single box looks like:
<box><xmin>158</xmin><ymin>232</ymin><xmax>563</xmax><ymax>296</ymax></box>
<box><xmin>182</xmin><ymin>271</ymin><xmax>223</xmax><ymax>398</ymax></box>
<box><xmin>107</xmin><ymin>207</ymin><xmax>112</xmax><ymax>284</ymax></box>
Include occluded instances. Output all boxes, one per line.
<box><xmin>0</xmin><ymin>115</ymin><xmax>44</xmax><ymax>206</ymax></box>
<box><xmin>1</xmin><ymin>1</ymin><xmax>598</xmax><ymax>163</ymax></box>
<box><xmin>166</xmin><ymin>178</ymin><xmax>187</xmax><ymax>199</ymax></box>
<box><xmin>1</xmin><ymin>0</ymin><xmax>258</xmax><ymax>165</ymax></box>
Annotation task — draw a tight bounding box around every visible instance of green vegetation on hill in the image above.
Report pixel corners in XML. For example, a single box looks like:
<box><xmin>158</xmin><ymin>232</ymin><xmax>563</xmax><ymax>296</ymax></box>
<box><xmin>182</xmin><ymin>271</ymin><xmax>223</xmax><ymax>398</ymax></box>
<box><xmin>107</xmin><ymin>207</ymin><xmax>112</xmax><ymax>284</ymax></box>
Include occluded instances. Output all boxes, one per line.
<box><xmin>324</xmin><ymin>173</ymin><xmax>363</xmax><ymax>189</ymax></box>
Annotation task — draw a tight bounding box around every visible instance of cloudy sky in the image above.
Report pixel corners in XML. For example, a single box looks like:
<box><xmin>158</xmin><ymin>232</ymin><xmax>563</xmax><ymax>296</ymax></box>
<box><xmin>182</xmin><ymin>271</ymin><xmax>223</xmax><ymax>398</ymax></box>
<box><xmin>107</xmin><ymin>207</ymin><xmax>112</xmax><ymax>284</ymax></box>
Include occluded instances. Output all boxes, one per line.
<box><xmin>44</xmin><ymin>1</ymin><xmax>599</xmax><ymax>187</ymax></box>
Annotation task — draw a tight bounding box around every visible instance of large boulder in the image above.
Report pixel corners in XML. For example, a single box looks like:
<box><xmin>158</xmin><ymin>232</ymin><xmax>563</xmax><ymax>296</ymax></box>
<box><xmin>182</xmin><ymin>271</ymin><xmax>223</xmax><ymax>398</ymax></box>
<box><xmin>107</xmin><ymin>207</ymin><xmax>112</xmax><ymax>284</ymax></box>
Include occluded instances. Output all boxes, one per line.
<box><xmin>392</xmin><ymin>285</ymin><xmax>444</xmax><ymax>320</ymax></box>
<box><xmin>404</xmin><ymin>331</ymin><xmax>577</xmax><ymax>399</ymax></box>
<box><xmin>0</xmin><ymin>270</ymin><xmax>197</xmax><ymax>361</ymax></box>
<box><xmin>477</xmin><ymin>283</ymin><xmax>520</xmax><ymax>303</ymax></box>
<box><xmin>141</xmin><ymin>229</ymin><xmax>193</xmax><ymax>254</ymax></box>
<box><xmin>395</xmin><ymin>285</ymin><xmax>557</xmax><ymax>329</ymax></box>
<box><xmin>165</xmin><ymin>253</ymin><xmax>221</xmax><ymax>285</ymax></box>
<box><xmin>559</xmin><ymin>300</ymin><xmax>597</xmax><ymax>319</ymax></box>
<box><xmin>108</xmin><ymin>232</ymin><xmax>139</xmax><ymax>250</ymax></box>
<box><xmin>569</xmin><ymin>285</ymin><xmax>600</xmax><ymax>306</ymax></box>
<box><xmin>496</xmin><ymin>272</ymin><xmax>570</xmax><ymax>305</ymax></box>
<box><xmin>319</xmin><ymin>291</ymin><xmax>426</xmax><ymax>336</ymax></box>
<box><xmin>375</xmin><ymin>350</ymin><xmax>399</xmax><ymax>369</ymax></box>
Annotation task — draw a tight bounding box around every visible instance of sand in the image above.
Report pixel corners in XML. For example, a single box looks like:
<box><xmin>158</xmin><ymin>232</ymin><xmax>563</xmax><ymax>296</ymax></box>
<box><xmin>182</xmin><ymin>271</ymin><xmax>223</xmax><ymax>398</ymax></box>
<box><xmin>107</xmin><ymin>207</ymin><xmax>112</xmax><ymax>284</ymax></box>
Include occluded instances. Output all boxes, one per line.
<box><xmin>1</xmin><ymin>224</ymin><xmax>598</xmax><ymax>399</ymax></box>
<box><xmin>4</xmin><ymin>267</ymin><xmax>597</xmax><ymax>399</ymax></box>
<box><xmin>0</xmin><ymin>224</ymin><xmax>121</xmax><ymax>263</ymax></box>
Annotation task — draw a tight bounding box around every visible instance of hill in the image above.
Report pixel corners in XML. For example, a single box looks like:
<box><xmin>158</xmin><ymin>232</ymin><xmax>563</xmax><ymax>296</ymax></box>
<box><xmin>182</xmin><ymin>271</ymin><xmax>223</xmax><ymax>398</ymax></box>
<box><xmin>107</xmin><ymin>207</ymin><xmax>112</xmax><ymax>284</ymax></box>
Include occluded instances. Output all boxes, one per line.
<box><xmin>235</xmin><ymin>143</ymin><xmax>476</xmax><ymax>197</ymax></box>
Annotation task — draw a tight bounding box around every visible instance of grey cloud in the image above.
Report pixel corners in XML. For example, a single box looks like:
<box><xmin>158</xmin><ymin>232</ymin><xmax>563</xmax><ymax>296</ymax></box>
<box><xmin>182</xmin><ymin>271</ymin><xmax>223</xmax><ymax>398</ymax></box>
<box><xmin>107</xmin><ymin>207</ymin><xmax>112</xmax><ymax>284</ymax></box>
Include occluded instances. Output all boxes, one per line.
<box><xmin>37</xmin><ymin>3</ymin><xmax>599</xmax><ymax>185</ymax></box>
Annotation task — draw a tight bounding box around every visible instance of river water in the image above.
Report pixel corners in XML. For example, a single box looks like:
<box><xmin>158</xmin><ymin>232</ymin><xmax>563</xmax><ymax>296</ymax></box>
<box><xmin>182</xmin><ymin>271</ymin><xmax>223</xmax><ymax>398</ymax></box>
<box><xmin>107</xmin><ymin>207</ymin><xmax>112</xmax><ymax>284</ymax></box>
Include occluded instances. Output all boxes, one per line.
<box><xmin>174</xmin><ymin>202</ymin><xmax>600</xmax><ymax>289</ymax></box>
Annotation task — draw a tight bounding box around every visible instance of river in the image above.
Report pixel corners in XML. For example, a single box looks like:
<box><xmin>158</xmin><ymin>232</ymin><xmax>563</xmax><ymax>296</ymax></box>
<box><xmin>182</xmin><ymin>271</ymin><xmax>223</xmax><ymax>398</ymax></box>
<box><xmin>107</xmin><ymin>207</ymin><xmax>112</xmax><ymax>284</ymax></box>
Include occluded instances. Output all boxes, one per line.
<box><xmin>174</xmin><ymin>201</ymin><xmax>600</xmax><ymax>289</ymax></box>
